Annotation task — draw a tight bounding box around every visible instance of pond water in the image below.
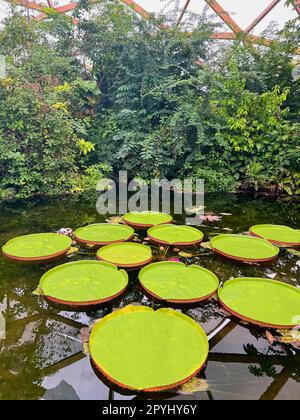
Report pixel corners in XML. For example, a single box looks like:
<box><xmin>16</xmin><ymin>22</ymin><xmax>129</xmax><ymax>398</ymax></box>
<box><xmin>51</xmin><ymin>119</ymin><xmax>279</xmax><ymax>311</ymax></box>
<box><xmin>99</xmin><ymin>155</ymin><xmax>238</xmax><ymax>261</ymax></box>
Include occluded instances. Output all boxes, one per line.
<box><xmin>0</xmin><ymin>193</ymin><xmax>299</xmax><ymax>400</ymax></box>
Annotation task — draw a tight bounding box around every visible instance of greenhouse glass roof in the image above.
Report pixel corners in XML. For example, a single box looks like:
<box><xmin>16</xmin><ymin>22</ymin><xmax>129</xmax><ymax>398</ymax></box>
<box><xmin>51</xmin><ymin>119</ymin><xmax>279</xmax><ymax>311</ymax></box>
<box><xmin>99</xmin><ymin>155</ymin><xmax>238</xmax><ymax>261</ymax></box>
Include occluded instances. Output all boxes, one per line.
<box><xmin>0</xmin><ymin>0</ymin><xmax>299</xmax><ymax>47</ymax></box>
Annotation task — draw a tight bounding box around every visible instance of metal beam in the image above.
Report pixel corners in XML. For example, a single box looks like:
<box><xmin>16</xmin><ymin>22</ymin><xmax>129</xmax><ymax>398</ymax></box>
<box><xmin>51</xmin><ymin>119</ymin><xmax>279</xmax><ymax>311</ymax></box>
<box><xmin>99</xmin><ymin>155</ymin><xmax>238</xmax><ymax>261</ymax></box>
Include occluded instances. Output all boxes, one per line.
<box><xmin>35</xmin><ymin>2</ymin><xmax>78</xmax><ymax>21</ymax></box>
<box><xmin>203</xmin><ymin>0</ymin><xmax>242</xmax><ymax>34</ymax></box>
<box><xmin>9</xmin><ymin>0</ymin><xmax>45</xmax><ymax>12</ymax></box>
<box><xmin>245</xmin><ymin>0</ymin><xmax>282</xmax><ymax>34</ymax></box>
<box><xmin>177</xmin><ymin>0</ymin><xmax>191</xmax><ymax>26</ymax></box>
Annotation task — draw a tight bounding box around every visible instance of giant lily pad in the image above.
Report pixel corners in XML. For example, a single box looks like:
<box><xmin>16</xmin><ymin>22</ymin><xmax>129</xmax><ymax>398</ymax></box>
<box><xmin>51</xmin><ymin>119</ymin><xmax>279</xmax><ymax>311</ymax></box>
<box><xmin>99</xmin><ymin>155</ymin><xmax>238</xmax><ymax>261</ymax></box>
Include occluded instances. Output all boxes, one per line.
<box><xmin>89</xmin><ymin>305</ymin><xmax>208</xmax><ymax>392</ymax></box>
<box><xmin>218</xmin><ymin>278</ymin><xmax>300</xmax><ymax>329</ymax></box>
<box><xmin>250</xmin><ymin>224</ymin><xmax>300</xmax><ymax>247</ymax></box>
<box><xmin>147</xmin><ymin>225</ymin><xmax>204</xmax><ymax>246</ymax></box>
<box><xmin>211</xmin><ymin>234</ymin><xmax>279</xmax><ymax>263</ymax></box>
<box><xmin>123</xmin><ymin>211</ymin><xmax>173</xmax><ymax>229</ymax></box>
<box><xmin>139</xmin><ymin>262</ymin><xmax>219</xmax><ymax>303</ymax></box>
<box><xmin>97</xmin><ymin>242</ymin><xmax>152</xmax><ymax>268</ymax></box>
<box><xmin>74</xmin><ymin>223</ymin><xmax>134</xmax><ymax>246</ymax></box>
<box><xmin>2</xmin><ymin>233</ymin><xmax>72</xmax><ymax>263</ymax></box>
<box><xmin>34</xmin><ymin>261</ymin><xmax>128</xmax><ymax>307</ymax></box>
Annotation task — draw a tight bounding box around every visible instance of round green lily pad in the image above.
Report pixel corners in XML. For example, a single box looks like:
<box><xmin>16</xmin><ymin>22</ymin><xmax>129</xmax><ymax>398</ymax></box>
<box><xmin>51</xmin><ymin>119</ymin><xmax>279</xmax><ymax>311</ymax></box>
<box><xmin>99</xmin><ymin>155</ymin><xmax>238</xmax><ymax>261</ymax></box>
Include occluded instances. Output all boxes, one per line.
<box><xmin>89</xmin><ymin>305</ymin><xmax>209</xmax><ymax>391</ymax></box>
<box><xmin>211</xmin><ymin>234</ymin><xmax>279</xmax><ymax>262</ymax></box>
<box><xmin>218</xmin><ymin>278</ymin><xmax>300</xmax><ymax>328</ymax></box>
<box><xmin>123</xmin><ymin>211</ymin><xmax>173</xmax><ymax>229</ymax></box>
<box><xmin>139</xmin><ymin>262</ymin><xmax>219</xmax><ymax>303</ymax></box>
<box><xmin>35</xmin><ymin>260</ymin><xmax>128</xmax><ymax>307</ymax></box>
<box><xmin>147</xmin><ymin>225</ymin><xmax>204</xmax><ymax>246</ymax></box>
<box><xmin>2</xmin><ymin>233</ymin><xmax>72</xmax><ymax>263</ymax></box>
<box><xmin>74</xmin><ymin>223</ymin><xmax>134</xmax><ymax>246</ymax></box>
<box><xmin>97</xmin><ymin>242</ymin><xmax>152</xmax><ymax>268</ymax></box>
<box><xmin>250</xmin><ymin>224</ymin><xmax>300</xmax><ymax>246</ymax></box>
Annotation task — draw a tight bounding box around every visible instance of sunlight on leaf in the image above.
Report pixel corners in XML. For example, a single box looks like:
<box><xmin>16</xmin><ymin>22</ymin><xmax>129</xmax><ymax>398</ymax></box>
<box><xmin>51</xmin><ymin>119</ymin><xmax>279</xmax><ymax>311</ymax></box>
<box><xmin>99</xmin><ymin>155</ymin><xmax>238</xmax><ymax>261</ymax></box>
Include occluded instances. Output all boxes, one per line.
<box><xmin>178</xmin><ymin>251</ymin><xmax>193</xmax><ymax>258</ymax></box>
<box><xmin>200</xmin><ymin>242</ymin><xmax>213</xmax><ymax>250</ymax></box>
<box><xmin>178</xmin><ymin>378</ymin><xmax>209</xmax><ymax>395</ymax></box>
<box><xmin>67</xmin><ymin>247</ymin><xmax>79</xmax><ymax>255</ymax></box>
<box><xmin>106</xmin><ymin>216</ymin><xmax>124</xmax><ymax>224</ymax></box>
<box><xmin>287</xmin><ymin>248</ymin><xmax>300</xmax><ymax>257</ymax></box>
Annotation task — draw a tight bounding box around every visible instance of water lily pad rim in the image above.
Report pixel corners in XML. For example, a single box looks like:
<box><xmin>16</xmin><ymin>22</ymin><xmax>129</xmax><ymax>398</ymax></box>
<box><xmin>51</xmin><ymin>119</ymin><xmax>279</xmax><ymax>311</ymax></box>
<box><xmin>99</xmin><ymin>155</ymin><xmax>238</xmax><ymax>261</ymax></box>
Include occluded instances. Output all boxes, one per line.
<box><xmin>147</xmin><ymin>225</ymin><xmax>204</xmax><ymax>246</ymax></box>
<box><xmin>96</xmin><ymin>242</ymin><xmax>153</xmax><ymax>268</ymax></box>
<box><xmin>38</xmin><ymin>260</ymin><xmax>128</xmax><ymax>307</ymax></box>
<box><xmin>90</xmin><ymin>305</ymin><xmax>209</xmax><ymax>392</ymax></box>
<box><xmin>249</xmin><ymin>224</ymin><xmax>300</xmax><ymax>246</ymax></box>
<box><xmin>218</xmin><ymin>277</ymin><xmax>300</xmax><ymax>329</ymax></box>
<box><xmin>211</xmin><ymin>234</ymin><xmax>279</xmax><ymax>262</ymax></box>
<box><xmin>74</xmin><ymin>223</ymin><xmax>135</xmax><ymax>245</ymax></box>
<box><xmin>2</xmin><ymin>233</ymin><xmax>72</xmax><ymax>262</ymax></box>
<box><xmin>123</xmin><ymin>211</ymin><xmax>173</xmax><ymax>229</ymax></box>
<box><xmin>139</xmin><ymin>262</ymin><xmax>219</xmax><ymax>303</ymax></box>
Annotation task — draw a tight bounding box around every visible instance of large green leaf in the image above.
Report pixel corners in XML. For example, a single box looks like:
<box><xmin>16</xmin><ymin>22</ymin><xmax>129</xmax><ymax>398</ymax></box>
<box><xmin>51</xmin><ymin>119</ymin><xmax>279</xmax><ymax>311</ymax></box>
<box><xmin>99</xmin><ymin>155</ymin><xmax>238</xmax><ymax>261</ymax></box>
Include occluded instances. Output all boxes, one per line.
<box><xmin>36</xmin><ymin>261</ymin><xmax>128</xmax><ymax>304</ymax></box>
<box><xmin>2</xmin><ymin>233</ymin><xmax>72</xmax><ymax>259</ymax></box>
<box><xmin>211</xmin><ymin>234</ymin><xmax>279</xmax><ymax>261</ymax></box>
<box><xmin>147</xmin><ymin>225</ymin><xmax>203</xmax><ymax>245</ymax></box>
<box><xmin>250</xmin><ymin>224</ymin><xmax>300</xmax><ymax>246</ymax></box>
<box><xmin>139</xmin><ymin>262</ymin><xmax>219</xmax><ymax>302</ymax></box>
<box><xmin>123</xmin><ymin>211</ymin><xmax>173</xmax><ymax>227</ymax></box>
<box><xmin>218</xmin><ymin>278</ymin><xmax>300</xmax><ymax>328</ymax></box>
<box><xmin>89</xmin><ymin>306</ymin><xmax>208</xmax><ymax>391</ymax></box>
<box><xmin>97</xmin><ymin>242</ymin><xmax>152</xmax><ymax>267</ymax></box>
<box><xmin>74</xmin><ymin>223</ymin><xmax>134</xmax><ymax>244</ymax></box>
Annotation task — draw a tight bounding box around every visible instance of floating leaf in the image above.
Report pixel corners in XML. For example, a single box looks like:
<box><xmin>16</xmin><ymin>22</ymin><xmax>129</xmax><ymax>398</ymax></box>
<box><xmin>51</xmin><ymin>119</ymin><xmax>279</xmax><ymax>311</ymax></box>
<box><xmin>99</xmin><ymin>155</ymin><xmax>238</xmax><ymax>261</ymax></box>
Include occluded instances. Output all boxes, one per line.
<box><xmin>218</xmin><ymin>278</ymin><xmax>300</xmax><ymax>328</ymax></box>
<box><xmin>97</xmin><ymin>242</ymin><xmax>152</xmax><ymax>268</ymax></box>
<box><xmin>89</xmin><ymin>306</ymin><xmax>209</xmax><ymax>391</ymax></box>
<box><xmin>83</xmin><ymin>342</ymin><xmax>90</xmax><ymax>356</ymax></box>
<box><xmin>219</xmin><ymin>213</ymin><xmax>232</xmax><ymax>216</ymax></box>
<box><xmin>32</xmin><ymin>286</ymin><xmax>44</xmax><ymax>296</ymax></box>
<box><xmin>200</xmin><ymin>242</ymin><xmax>213</xmax><ymax>250</ymax></box>
<box><xmin>139</xmin><ymin>262</ymin><xmax>219</xmax><ymax>303</ymax></box>
<box><xmin>178</xmin><ymin>251</ymin><xmax>193</xmax><ymax>258</ymax></box>
<box><xmin>74</xmin><ymin>224</ymin><xmax>134</xmax><ymax>246</ymax></box>
<box><xmin>67</xmin><ymin>247</ymin><xmax>79</xmax><ymax>255</ymax></box>
<box><xmin>287</xmin><ymin>249</ymin><xmax>300</xmax><ymax>257</ymax></box>
<box><xmin>2</xmin><ymin>233</ymin><xmax>72</xmax><ymax>263</ymax></box>
<box><xmin>211</xmin><ymin>234</ymin><xmax>279</xmax><ymax>263</ymax></box>
<box><xmin>148</xmin><ymin>225</ymin><xmax>204</xmax><ymax>246</ymax></box>
<box><xmin>106</xmin><ymin>216</ymin><xmax>124</xmax><ymax>224</ymax></box>
<box><xmin>123</xmin><ymin>211</ymin><xmax>173</xmax><ymax>229</ymax></box>
<box><xmin>35</xmin><ymin>261</ymin><xmax>128</xmax><ymax>306</ymax></box>
<box><xmin>250</xmin><ymin>225</ymin><xmax>300</xmax><ymax>247</ymax></box>
<box><xmin>178</xmin><ymin>377</ymin><xmax>209</xmax><ymax>395</ymax></box>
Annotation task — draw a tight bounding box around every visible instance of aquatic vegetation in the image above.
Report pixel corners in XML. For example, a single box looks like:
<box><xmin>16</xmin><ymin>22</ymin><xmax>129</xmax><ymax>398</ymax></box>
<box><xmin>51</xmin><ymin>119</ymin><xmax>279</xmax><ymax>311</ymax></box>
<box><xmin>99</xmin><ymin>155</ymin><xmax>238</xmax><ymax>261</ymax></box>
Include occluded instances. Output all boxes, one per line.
<box><xmin>2</xmin><ymin>233</ymin><xmax>72</xmax><ymax>263</ymax></box>
<box><xmin>139</xmin><ymin>262</ymin><xmax>219</xmax><ymax>303</ymax></box>
<box><xmin>122</xmin><ymin>211</ymin><xmax>173</xmax><ymax>229</ymax></box>
<box><xmin>147</xmin><ymin>225</ymin><xmax>204</xmax><ymax>246</ymax></box>
<box><xmin>74</xmin><ymin>223</ymin><xmax>134</xmax><ymax>246</ymax></box>
<box><xmin>97</xmin><ymin>242</ymin><xmax>152</xmax><ymax>269</ymax></box>
<box><xmin>211</xmin><ymin>234</ymin><xmax>280</xmax><ymax>263</ymax></box>
<box><xmin>89</xmin><ymin>306</ymin><xmax>209</xmax><ymax>392</ymax></box>
<box><xmin>250</xmin><ymin>224</ymin><xmax>300</xmax><ymax>247</ymax></box>
<box><xmin>218</xmin><ymin>278</ymin><xmax>300</xmax><ymax>328</ymax></box>
<box><xmin>33</xmin><ymin>261</ymin><xmax>128</xmax><ymax>308</ymax></box>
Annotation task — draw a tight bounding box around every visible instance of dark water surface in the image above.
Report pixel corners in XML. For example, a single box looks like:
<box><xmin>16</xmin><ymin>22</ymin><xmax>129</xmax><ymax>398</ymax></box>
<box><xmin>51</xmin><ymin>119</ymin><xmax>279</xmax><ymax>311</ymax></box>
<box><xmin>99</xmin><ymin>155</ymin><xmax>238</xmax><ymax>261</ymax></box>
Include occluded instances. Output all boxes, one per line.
<box><xmin>0</xmin><ymin>193</ymin><xmax>299</xmax><ymax>400</ymax></box>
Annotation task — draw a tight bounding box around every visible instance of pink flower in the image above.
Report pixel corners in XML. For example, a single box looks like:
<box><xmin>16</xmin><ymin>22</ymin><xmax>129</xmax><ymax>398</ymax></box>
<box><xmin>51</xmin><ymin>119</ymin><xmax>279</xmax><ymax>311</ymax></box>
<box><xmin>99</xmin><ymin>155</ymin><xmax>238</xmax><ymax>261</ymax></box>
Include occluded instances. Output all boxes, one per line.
<box><xmin>168</xmin><ymin>258</ymin><xmax>181</xmax><ymax>263</ymax></box>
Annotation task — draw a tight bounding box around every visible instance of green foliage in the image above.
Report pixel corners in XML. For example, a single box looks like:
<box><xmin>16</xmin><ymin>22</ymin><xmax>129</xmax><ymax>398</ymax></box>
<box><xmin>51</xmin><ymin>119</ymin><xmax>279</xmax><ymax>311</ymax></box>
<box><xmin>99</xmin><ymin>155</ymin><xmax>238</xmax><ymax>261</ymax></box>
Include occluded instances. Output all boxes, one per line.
<box><xmin>188</xmin><ymin>168</ymin><xmax>237</xmax><ymax>193</ymax></box>
<box><xmin>0</xmin><ymin>2</ymin><xmax>299</xmax><ymax>198</ymax></box>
